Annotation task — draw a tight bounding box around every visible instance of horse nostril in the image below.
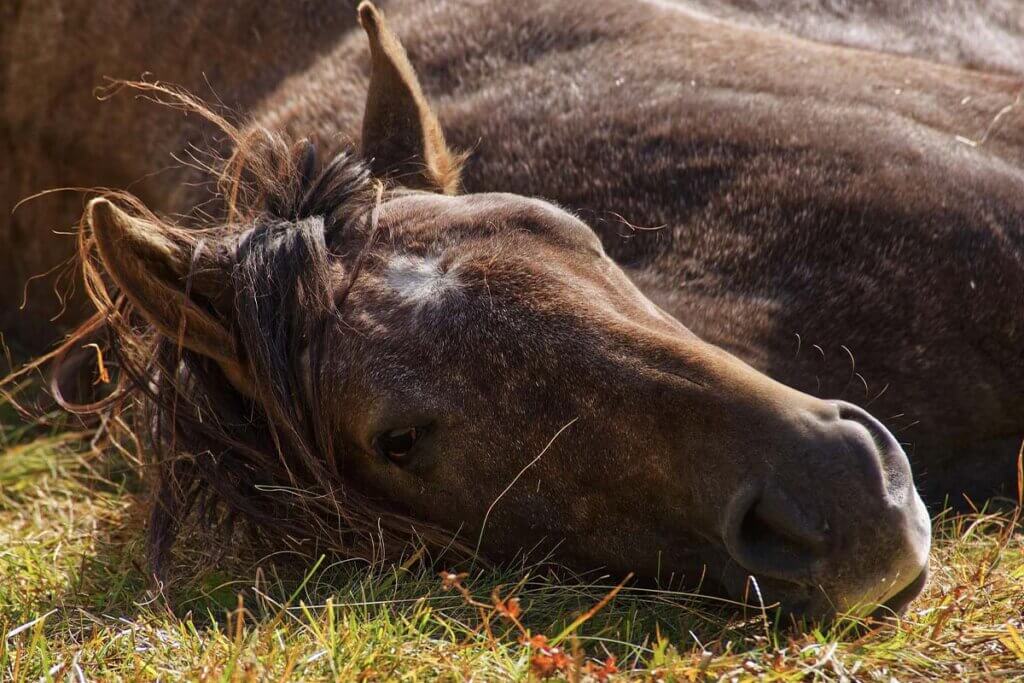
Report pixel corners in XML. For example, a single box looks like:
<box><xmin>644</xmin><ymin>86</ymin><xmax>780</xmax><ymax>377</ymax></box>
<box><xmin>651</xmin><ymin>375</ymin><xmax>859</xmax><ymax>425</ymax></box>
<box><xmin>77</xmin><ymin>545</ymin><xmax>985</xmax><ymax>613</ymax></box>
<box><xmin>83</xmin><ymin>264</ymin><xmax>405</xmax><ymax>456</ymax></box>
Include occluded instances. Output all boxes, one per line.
<box><xmin>725</xmin><ymin>485</ymin><xmax>830</xmax><ymax>583</ymax></box>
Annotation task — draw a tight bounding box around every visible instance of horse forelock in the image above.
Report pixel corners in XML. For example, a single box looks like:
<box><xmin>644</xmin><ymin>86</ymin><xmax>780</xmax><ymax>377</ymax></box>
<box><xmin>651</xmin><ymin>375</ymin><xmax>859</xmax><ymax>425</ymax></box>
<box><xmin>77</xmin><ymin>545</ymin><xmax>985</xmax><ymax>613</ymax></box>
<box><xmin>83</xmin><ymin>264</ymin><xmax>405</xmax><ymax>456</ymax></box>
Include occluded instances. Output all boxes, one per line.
<box><xmin>56</xmin><ymin>112</ymin><xmax>445</xmax><ymax>578</ymax></box>
<box><xmin>145</xmin><ymin>139</ymin><xmax>414</xmax><ymax>572</ymax></box>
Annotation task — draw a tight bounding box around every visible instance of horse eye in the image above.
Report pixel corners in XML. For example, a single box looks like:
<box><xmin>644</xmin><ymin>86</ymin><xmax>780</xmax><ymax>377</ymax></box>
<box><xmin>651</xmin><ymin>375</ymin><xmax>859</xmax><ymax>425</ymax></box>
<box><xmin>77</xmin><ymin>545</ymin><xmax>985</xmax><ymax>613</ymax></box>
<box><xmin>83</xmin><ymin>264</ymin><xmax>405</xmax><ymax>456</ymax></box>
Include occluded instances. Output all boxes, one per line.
<box><xmin>374</xmin><ymin>426</ymin><xmax>423</xmax><ymax>463</ymax></box>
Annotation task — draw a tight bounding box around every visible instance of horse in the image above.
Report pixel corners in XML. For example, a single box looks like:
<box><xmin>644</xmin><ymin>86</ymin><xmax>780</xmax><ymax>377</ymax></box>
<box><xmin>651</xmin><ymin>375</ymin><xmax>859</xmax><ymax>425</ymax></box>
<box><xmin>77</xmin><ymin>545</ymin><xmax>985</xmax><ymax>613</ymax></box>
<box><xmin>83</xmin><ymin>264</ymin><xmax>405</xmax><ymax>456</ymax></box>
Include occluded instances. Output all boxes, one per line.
<box><xmin>4</xmin><ymin>0</ymin><xmax>1023</xmax><ymax>619</ymax></box>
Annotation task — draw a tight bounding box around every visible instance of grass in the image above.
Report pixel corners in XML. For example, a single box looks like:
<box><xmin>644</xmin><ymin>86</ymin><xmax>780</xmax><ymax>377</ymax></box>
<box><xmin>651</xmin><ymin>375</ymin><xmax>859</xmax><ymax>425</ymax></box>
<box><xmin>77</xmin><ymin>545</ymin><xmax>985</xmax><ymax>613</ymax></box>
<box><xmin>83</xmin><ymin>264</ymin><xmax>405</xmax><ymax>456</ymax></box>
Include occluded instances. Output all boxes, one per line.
<box><xmin>0</xmin><ymin>396</ymin><xmax>1022</xmax><ymax>680</ymax></box>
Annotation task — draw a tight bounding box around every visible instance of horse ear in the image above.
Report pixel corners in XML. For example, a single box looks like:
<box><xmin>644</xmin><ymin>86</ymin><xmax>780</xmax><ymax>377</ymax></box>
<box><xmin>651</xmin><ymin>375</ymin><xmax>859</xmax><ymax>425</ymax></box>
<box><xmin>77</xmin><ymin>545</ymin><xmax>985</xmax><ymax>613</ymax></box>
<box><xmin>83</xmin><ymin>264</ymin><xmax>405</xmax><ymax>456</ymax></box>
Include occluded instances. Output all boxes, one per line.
<box><xmin>357</xmin><ymin>1</ymin><xmax>462</xmax><ymax>194</ymax></box>
<box><xmin>86</xmin><ymin>198</ymin><xmax>253</xmax><ymax>394</ymax></box>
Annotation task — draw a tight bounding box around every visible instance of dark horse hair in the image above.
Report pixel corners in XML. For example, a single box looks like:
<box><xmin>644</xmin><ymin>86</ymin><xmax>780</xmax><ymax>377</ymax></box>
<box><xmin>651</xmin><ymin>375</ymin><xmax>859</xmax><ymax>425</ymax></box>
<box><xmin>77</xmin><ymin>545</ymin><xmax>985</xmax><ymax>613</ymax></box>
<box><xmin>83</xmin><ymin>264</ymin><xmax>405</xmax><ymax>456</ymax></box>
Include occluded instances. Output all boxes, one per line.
<box><xmin>35</xmin><ymin>83</ymin><xmax>466</xmax><ymax>582</ymax></box>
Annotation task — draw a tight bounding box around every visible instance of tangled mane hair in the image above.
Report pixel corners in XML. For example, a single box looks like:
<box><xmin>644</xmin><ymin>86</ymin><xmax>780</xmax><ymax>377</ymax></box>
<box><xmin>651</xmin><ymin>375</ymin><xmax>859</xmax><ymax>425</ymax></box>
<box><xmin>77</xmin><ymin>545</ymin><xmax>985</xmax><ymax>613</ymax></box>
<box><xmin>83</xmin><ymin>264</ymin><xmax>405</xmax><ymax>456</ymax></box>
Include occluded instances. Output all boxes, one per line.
<box><xmin>44</xmin><ymin>84</ymin><xmax>468</xmax><ymax>581</ymax></box>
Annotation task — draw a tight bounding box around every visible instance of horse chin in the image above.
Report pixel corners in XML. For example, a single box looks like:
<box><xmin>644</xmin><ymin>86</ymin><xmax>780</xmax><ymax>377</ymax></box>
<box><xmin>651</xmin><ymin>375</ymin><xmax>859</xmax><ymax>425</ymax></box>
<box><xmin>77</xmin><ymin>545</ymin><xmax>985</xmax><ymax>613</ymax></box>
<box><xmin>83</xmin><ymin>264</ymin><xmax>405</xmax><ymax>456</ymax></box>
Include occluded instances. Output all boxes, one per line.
<box><xmin>708</xmin><ymin>554</ymin><xmax>929</xmax><ymax>624</ymax></box>
<box><xmin>871</xmin><ymin>565</ymin><xmax>929</xmax><ymax>619</ymax></box>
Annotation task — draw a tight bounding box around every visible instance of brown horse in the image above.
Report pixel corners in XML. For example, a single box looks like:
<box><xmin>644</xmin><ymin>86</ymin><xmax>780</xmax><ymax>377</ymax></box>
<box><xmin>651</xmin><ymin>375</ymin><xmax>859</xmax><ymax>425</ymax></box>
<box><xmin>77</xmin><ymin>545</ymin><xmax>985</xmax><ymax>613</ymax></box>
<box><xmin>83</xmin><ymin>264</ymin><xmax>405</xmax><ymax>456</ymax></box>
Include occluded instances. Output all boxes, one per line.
<box><xmin>5</xmin><ymin>0</ymin><xmax>1024</xmax><ymax>619</ymax></box>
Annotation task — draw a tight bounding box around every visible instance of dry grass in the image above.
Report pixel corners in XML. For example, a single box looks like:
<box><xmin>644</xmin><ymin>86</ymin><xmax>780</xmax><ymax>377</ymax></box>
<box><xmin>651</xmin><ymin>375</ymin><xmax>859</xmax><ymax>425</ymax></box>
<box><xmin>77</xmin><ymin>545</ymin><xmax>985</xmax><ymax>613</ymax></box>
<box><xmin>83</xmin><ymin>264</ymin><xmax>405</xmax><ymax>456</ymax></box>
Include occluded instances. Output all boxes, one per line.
<box><xmin>0</xmin><ymin>395</ymin><xmax>1022</xmax><ymax>681</ymax></box>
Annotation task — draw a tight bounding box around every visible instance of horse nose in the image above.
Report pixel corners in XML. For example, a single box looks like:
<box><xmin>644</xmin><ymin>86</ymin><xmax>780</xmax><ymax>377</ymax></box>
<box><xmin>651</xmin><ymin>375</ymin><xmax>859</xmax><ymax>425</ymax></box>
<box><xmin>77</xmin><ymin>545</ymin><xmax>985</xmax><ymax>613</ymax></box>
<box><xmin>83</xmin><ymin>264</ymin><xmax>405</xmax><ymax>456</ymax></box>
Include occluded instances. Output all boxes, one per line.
<box><xmin>721</xmin><ymin>400</ymin><xmax>931</xmax><ymax>617</ymax></box>
<box><xmin>723</xmin><ymin>483</ymin><xmax>830</xmax><ymax>584</ymax></box>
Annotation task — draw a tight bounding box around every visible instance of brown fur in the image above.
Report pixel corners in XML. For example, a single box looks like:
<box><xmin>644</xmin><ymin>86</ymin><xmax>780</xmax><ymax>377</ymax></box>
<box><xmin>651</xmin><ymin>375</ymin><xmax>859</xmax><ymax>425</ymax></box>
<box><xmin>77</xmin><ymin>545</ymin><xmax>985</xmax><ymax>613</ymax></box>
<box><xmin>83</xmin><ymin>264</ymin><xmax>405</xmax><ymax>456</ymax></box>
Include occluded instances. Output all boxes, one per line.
<box><xmin>2</xmin><ymin>0</ymin><xmax>1021</xmax><ymax>617</ymax></box>
<box><xmin>686</xmin><ymin>0</ymin><xmax>1024</xmax><ymax>78</ymax></box>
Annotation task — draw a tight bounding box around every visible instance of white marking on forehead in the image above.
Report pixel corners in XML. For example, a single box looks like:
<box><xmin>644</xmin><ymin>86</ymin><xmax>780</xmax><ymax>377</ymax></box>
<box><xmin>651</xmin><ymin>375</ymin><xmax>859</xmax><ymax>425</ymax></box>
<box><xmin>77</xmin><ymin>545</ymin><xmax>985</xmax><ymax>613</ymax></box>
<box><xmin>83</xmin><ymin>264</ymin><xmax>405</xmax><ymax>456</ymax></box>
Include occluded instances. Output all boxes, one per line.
<box><xmin>386</xmin><ymin>254</ymin><xmax>460</xmax><ymax>304</ymax></box>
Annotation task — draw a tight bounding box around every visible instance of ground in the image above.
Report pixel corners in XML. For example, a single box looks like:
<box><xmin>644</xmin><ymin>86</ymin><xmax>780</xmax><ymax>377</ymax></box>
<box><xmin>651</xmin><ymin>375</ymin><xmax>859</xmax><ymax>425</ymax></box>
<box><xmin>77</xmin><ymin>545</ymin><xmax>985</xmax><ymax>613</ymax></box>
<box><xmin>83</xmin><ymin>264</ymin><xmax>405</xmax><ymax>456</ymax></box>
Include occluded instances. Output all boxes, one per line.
<box><xmin>0</xmin><ymin>388</ymin><xmax>1022</xmax><ymax>681</ymax></box>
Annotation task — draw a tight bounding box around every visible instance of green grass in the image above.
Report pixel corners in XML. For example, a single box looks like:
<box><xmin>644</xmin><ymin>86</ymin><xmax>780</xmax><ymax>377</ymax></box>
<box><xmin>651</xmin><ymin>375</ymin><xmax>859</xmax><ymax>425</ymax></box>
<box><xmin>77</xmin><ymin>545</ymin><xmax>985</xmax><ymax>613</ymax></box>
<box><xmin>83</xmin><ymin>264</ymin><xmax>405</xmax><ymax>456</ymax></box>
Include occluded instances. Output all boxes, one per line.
<box><xmin>0</xmin><ymin>400</ymin><xmax>1022</xmax><ymax>680</ymax></box>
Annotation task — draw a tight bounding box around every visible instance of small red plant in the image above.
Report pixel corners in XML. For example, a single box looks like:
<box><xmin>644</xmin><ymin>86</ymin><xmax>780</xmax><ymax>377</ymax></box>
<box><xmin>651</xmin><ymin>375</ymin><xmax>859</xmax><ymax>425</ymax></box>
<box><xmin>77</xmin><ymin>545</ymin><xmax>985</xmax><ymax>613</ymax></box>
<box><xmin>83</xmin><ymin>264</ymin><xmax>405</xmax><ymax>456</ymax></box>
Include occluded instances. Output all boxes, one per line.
<box><xmin>440</xmin><ymin>570</ymin><xmax>632</xmax><ymax>680</ymax></box>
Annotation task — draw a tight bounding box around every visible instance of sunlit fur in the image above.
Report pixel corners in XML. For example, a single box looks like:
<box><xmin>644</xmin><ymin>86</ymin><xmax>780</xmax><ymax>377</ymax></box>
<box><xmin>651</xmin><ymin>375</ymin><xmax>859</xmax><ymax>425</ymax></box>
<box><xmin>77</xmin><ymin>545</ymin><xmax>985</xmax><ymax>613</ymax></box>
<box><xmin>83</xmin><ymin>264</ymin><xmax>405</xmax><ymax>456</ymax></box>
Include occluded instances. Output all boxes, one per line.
<box><xmin>3</xmin><ymin>0</ymin><xmax>1021</xmax><ymax>616</ymax></box>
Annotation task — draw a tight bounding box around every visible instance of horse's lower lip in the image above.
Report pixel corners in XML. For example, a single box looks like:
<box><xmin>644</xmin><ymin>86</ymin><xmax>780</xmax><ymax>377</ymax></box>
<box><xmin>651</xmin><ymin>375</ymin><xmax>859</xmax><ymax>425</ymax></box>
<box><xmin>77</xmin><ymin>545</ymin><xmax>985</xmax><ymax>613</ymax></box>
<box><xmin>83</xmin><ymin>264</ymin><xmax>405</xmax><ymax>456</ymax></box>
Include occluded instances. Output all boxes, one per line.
<box><xmin>776</xmin><ymin>564</ymin><xmax>929</xmax><ymax>621</ymax></box>
<box><xmin>872</xmin><ymin>565</ymin><xmax>929</xmax><ymax>618</ymax></box>
<box><xmin>715</xmin><ymin>557</ymin><xmax>929</xmax><ymax>622</ymax></box>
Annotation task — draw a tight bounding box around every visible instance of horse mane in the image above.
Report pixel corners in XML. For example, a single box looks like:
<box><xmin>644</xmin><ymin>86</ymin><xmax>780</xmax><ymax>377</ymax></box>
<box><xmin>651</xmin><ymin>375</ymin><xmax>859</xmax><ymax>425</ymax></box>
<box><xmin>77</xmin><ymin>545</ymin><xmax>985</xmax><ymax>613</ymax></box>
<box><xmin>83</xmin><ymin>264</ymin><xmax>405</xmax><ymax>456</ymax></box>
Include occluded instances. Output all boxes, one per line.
<box><xmin>43</xmin><ymin>83</ymin><xmax>466</xmax><ymax>582</ymax></box>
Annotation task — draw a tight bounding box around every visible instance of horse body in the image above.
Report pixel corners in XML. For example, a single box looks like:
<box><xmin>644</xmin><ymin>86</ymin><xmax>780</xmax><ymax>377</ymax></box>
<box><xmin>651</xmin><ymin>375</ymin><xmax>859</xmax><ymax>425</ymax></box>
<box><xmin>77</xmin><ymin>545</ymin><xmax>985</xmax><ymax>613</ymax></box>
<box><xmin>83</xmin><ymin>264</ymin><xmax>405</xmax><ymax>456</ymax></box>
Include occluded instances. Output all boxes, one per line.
<box><xmin>3</xmin><ymin>0</ymin><xmax>1022</xmax><ymax>616</ymax></box>
<box><xmin>685</xmin><ymin>0</ymin><xmax>1024</xmax><ymax>78</ymax></box>
<box><xmin>249</xmin><ymin>0</ymin><xmax>1024</xmax><ymax>499</ymax></box>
